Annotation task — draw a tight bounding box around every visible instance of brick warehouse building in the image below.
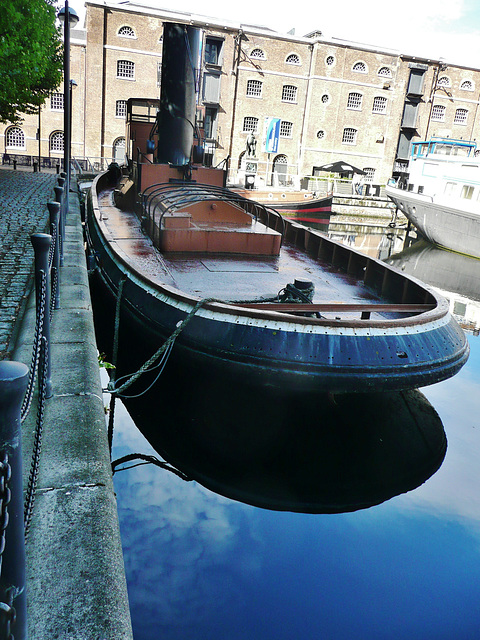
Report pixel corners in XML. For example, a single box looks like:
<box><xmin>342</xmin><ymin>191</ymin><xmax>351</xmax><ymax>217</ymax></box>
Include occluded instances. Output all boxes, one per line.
<box><xmin>3</xmin><ymin>0</ymin><xmax>480</xmax><ymax>188</ymax></box>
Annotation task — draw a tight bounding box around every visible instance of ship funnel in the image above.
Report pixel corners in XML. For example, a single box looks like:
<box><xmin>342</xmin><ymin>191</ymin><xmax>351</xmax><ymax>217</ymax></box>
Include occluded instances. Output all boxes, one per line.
<box><xmin>156</xmin><ymin>23</ymin><xmax>200</xmax><ymax>166</ymax></box>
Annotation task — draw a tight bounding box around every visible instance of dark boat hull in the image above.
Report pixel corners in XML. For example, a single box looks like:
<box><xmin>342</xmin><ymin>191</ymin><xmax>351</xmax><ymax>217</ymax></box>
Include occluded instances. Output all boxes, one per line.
<box><xmin>86</xmin><ymin>175</ymin><xmax>469</xmax><ymax>393</ymax></box>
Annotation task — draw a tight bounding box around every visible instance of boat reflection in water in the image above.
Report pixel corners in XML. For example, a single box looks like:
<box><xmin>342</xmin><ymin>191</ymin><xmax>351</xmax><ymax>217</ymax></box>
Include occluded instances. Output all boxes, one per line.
<box><xmin>385</xmin><ymin>239</ymin><xmax>480</xmax><ymax>334</ymax></box>
<box><xmin>111</xmin><ymin>360</ymin><xmax>447</xmax><ymax>514</ymax></box>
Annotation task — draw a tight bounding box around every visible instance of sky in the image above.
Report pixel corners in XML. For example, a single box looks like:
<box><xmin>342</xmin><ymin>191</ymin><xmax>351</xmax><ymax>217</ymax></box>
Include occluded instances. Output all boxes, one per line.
<box><xmin>64</xmin><ymin>0</ymin><xmax>480</xmax><ymax>69</ymax></box>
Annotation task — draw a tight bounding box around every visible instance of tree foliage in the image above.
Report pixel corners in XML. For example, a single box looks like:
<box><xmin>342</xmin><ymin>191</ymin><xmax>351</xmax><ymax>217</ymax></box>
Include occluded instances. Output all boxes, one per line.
<box><xmin>0</xmin><ymin>0</ymin><xmax>63</xmax><ymax>124</ymax></box>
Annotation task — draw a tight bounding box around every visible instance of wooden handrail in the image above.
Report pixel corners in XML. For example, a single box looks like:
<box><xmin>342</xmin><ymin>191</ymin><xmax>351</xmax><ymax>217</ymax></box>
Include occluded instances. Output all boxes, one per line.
<box><xmin>235</xmin><ymin>302</ymin><xmax>435</xmax><ymax>315</ymax></box>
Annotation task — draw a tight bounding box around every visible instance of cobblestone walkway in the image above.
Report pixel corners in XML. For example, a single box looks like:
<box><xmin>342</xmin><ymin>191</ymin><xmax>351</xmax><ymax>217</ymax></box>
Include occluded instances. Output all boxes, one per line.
<box><xmin>0</xmin><ymin>168</ymin><xmax>58</xmax><ymax>359</ymax></box>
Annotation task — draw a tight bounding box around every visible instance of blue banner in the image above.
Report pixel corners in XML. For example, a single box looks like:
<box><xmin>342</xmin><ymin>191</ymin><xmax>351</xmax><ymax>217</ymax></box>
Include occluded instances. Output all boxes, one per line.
<box><xmin>264</xmin><ymin>117</ymin><xmax>281</xmax><ymax>153</ymax></box>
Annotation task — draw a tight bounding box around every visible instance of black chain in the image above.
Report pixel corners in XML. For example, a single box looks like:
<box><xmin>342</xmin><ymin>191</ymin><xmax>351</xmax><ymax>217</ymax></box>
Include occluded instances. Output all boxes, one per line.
<box><xmin>21</xmin><ymin>270</ymin><xmax>47</xmax><ymax>422</ymax></box>
<box><xmin>0</xmin><ymin>453</ymin><xmax>16</xmax><ymax>640</ymax></box>
<box><xmin>24</xmin><ymin>335</ymin><xmax>48</xmax><ymax>541</ymax></box>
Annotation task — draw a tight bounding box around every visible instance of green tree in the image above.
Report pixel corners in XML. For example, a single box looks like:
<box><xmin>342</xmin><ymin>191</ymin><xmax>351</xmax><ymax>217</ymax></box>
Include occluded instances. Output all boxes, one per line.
<box><xmin>0</xmin><ymin>0</ymin><xmax>63</xmax><ymax>124</ymax></box>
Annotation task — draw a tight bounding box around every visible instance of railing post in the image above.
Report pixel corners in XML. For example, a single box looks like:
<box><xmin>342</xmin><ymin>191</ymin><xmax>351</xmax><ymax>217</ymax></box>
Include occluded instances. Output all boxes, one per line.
<box><xmin>31</xmin><ymin>234</ymin><xmax>53</xmax><ymax>399</ymax></box>
<box><xmin>53</xmin><ymin>185</ymin><xmax>64</xmax><ymax>267</ymax></box>
<box><xmin>0</xmin><ymin>360</ymin><xmax>29</xmax><ymax>640</ymax></box>
<box><xmin>47</xmin><ymin>201</ymin><xmax>61</xmax><ymax>310</ymax></box>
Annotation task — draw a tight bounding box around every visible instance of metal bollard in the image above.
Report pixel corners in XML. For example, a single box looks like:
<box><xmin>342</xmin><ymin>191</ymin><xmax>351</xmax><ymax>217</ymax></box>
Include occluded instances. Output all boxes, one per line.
<box><xmin>31</xmin><ymin>234</ymin><xmax>53</xmax><ymax>399</ymax></box>
<box><xmin>0</xmin><ymin>360</ymin><xmax>29</xmax><ymax>640</ymax></box>
<box><xmin>12</xmin><ymin>160</ymin><xmax>17</xmax><ymax>171</ymax></box>
<box><xmin>33</xmin><ymin>161</ymin><xmax>38</xmax><ymax>173</ymax></box>
<box><xmin>47</xmin><ymin>202</ymin><xmax>61</xmax><ymax>310</ymax></box>
<box><xmin>53</xmin><ymin>185</ymin><xmax>64</xmax><ymax>266</ymax></box>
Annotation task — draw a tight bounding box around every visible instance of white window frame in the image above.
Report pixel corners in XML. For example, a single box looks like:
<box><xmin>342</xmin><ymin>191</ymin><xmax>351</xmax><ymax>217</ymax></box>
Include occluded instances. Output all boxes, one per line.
<box><xmin>347</xmin><ymin>92</ymin><xmax>362</xmax><ymax>110</ymax></box>
<box><xmin>116</xmin><ymin>100</ymin><xmax>127</xmax><ymax>118</ymax></box>
<box><xmin>461</xmin><ymin>80</ymin><xmax>474</xmax><ymax>91</ymax></box>
<box><xmin>50</xmin><ymin>131</ymin><xmax>64</xmax><ymax>153</ymax></box>
<box><xmin>352</xmin><ymin>61</ymin><xmax>367</xmax><ymax>73</ymax></box>
<box><xmin>117</xmin><ymin>59</ymin><xmax>135</xmax><ymax>80</ymax></box>
<box><xmin>372</xmin><ymin>96</ymin><xmax>387</xmax><ymax>114</ymax></box>
<box><xmin>279</xmin><ymin>121</ymin><xmax>293</xmax><ymax>138</ymax></box>
<box><xmin>50</xmin><ymin>92</ymin><xmax>64</xmax><ymax>111</ymax></box>
<box><xmin>118</xmin><ymin>25</ymin><xmax>136</xmax><ymax>38</ymax></box>
<box><xmin>5</xmin><ymin>126</ymin><xmax>25</xmax><ymax>149</ymax></box>
<box><xmin>342</xmin><ymin>127</ymin><xmax>357</xmax><ymax>145</ymax></box>
<box><xmin>246</xmin><ymin>79</ymin><xmax>262</xmax><ymax>98</ymax></box>
<box><xmin>282</xmin><ymin>84</ymin><xmax>297</xmax><ymax>103</ymax></box>
<box><xmin>378</xmin><ymin>67</ymin><xmax>392</xmax><ymax>78</ymax></box>
<box><xmin>431</xmin><ymin>104</ymin><xmax>446</xmax><ymax>122</ymax></box>
<box><xmin>286</xmin><ymin>53</ymin><xmax>300</xmax><ymax>65</ymax></box>
<box><xmin>243</xmin><ymin>116</ymin><xmax>259</xmax><ymax>133</ymax></box>
<box><xmin>249</xmin><ymin>48</ymin><xmax>266</xmax><ymax>60</ymax></box>
<box><xmin>454</xmin><ymin>108</ymin><xmax>468</xmax><ymax>125</ymax></box>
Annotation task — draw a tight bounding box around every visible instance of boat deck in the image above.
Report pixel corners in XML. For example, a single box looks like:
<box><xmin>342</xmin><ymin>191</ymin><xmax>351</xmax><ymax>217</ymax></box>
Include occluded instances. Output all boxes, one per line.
<box><xmin>98</xmin><ymin>190</ymin><xmax>392</xmax><ymax>319</ymax></box>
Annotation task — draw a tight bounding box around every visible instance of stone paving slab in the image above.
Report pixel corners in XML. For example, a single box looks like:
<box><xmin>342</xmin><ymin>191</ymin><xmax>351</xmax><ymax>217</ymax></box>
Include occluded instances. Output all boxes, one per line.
<box><xmin>0</xmin><ymin>167</ymin><xmax>58</xmax><ymax>358</ymax></box>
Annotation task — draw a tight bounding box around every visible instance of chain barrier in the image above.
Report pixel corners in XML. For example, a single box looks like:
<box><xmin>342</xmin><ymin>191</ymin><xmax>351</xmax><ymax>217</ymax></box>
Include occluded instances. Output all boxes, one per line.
<box><xmin>0</xmin><ymin>453</ymin><xmax>15</xmax><ymax>640</ymax></box>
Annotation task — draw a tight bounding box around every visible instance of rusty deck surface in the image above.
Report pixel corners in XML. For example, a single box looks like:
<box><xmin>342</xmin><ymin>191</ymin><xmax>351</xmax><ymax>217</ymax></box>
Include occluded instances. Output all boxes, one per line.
<box><xmin>97</xmin><ymin>190</ymin><xmax>384</xmax><ymax>316</ymax></box>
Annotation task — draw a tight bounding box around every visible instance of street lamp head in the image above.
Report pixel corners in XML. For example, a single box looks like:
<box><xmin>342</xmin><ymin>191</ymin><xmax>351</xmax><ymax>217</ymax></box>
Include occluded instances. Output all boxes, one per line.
<box><xmin>58</xmin><ymin>5</ymin><xmax>79</xmax><ymax>28</ymax></box>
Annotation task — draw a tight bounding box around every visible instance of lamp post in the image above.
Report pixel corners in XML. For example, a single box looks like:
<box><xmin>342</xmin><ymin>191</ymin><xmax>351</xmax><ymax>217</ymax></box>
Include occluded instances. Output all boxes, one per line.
<box><xmin>58</xmin><ymin>2</ymin><xmax>79</xmax><ymax>219</ymax></box>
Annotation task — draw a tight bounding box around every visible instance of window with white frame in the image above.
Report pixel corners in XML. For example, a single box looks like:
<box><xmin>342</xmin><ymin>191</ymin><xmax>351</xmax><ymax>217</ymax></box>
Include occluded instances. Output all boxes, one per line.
<box><xmin>286</xmin><ymin>54</ymin><xmax>300</xmax><ymax>65</ymax></box>
<box><xmin>117</xmin><ymin>60</ymin><xmax>135</xmax><ymax>79</ymax></box>
<box><xmin>461</xmin><ymin>80</ymin><xmax>473</xmax><ymax>91</ymax></box>
<box><xmin>282</xmin><ymin>85</ymin><xmax>297</xmax><ymax>102</ymax></box>
<box><xmin>325</xmin><ymin>55</ymin><xmax>335</xmax><ymax>66</ymax></box>
<box><xmin>116</xmin><ymin>100</ymin><xmax>127</xmax><ymax>118</ymax></box>
<box><xmin>250</xmin><ymin>48</ymin><xmax>265</xmax><ymax>60</ymax></box>
<box><xmin>364</xmin><ymin>168</ymin><xmax>375</xmax><ymax>182</ymax></box>
<box><xmin>50</xmin><ymin>131</ymin><xmax>64</xmax><ymax>153</ymax></box>
<box><xmin>454</xmin><ymin>108</ymin><xmax>468</xmax><ymax>125</ymax></box>
<box><xmin>5</xmin><ymin>126</ymin><xmax>25</xmax><ymax>149</ymax></box>
<box><xmin>246</xmin><ymin>79</ymin><xmax>262</xmax><ymax>98</ymax></box>
<box><xmin>437</xmin><ymin>76</ymin><xmax>451</xmax><ymax>88</ymax></box>
<box><xmin>280</xmin><ymin>121</ymin><xmax>293</xmax><ymax>137</ymax></box>
<box><xmin>431</xmin><ymin>104</ymin><xmax>446</xmax><ymax>121</ymax></box>
<box><xmin>342</xmin><ymin>127</ymin><xmax>357</xmax><ymax>144</ymax></box>
<box><xmin>372</xmin><ymin>96</ymin><xmax>387</xmax><ymax>114</ymax></box>
<box><xmin>243</xmin><ymin>116</ymin><xmax>258</xmax><ymax>132</ymax></box>
<box><xmin>51</xmin><ymin>93</ymin><xmax>64</xmax><ymax>111</ymax></box>
<box><xmin>118</xmin><ymin>25</ymin><xmax>135</xmax><ymax>38</ymax></box>
<box><xmin>378</xmin><ymin>66</ymin><xmax>392</xmax><ymax>78</ymax></box>
<box><xmin>347</xmin><ymin>92</ymin><xmax>362</xmax><ymax>110</ymax></box>
<box><xmin>352</xmin><ymin>61</ymin><xmax>367</xmax><ymax>73</ymax></box>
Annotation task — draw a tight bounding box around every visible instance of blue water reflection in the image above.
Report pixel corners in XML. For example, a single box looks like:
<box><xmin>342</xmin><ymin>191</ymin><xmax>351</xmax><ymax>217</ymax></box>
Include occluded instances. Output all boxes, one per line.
<box><xmin>112</xmin><ymin>330</ymin><xmax>480</xmax><ymax>639</ymax></box>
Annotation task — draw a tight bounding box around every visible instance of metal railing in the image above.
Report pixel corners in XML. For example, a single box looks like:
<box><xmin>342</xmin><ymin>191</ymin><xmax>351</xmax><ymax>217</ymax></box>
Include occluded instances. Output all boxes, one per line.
<box><xmin>0</xmin><ymin>174</ymin><xmax>65</xmax><ymax>640</ymax></box>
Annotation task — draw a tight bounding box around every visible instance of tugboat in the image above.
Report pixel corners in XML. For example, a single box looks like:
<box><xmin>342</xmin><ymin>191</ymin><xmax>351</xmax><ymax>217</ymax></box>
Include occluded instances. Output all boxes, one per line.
<box><xmin>86</xmin><ymin>23</ymin><xmax>468</xmax><ymax>394</ymax></box>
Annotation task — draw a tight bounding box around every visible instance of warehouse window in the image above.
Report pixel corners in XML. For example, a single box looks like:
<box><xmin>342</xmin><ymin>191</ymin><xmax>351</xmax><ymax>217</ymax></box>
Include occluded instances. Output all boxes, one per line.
<box><xmin>431</xmin><ymin>104</ymin><xmax>446</xmax><ymax>121</ymax></box>
<box><xmin>250</xmin><ymin>48</ymin><xmax>266</xmax><ymax>60</ymax></box>
<box><xmin>286</xmin><ymin>54</ymin><xmax>300</xmax><ymax>65</ymax></box>
<box><xmin>246</xmin><ymin>79</ymin><xmax>263</xmax><ymax>98</ymax></box>
<box><xmin>342</xmin><ymin>128</ymin><xmax>357</xmax><ymax>144</ymax></box>
<box><xmin>117</xmin><ymin>60</ymin><xmax>135</xmax><ymax>79</ymax></box>
<box><xmin>347</xmin><ymin>92</ymin><xmax>362</xmax><ymax>110</ymax></box>
<box><xmin>282</xmin><ymin>85</ymin><xmax>297</xmax><ymax>103</ymax></box>
<box><xmin>243</xmin><ymin>116</ymin><xmax>259</xmax><ymax>132</ymax></box>
<box><xmin>5</xmin><ymin>126</ymin><xmax>25</xmax><ymax>149</ymax></box>
<box><xmin>279</xmin><ymin>121</ymin><xmax>293</xmax><ymax>137</ymax></box>
<box><xmin>51</xmin><ymin>93</ymin><xmax>64</xmax><ymax>111</ymax></box>
<box><xmin>454</xmin><ymin>108</ymin><xmax>468</xmax><ymax>125</ymax></box>
<box><xmin>116</xmin><ymin>100</ymin><xmax>127</xmax><ymax>118</ymax></box>
<box><xmin>118</xmin><ymin>26</ymin><xmax>136</xmax><ymax>38</ymax></box>
<box><xmin>372</xmin><ymin>96</ymin><xmax>387</xmax><ymax>114</ymax></box>
<box><xmin>50</xmin><ymin>131</ymin><xmax>64</xmax><ymax>153</ymax></box>
<box><xmin>352</xmin><ymin>61</ymin><xmax>367</xmax><ymax>73</ymax></box>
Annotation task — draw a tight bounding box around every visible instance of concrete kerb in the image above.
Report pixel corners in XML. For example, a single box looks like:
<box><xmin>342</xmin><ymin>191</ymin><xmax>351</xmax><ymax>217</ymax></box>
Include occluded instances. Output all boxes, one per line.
<box><xmin>13</xmin><ymin>181</ymin><xmax>133</xmax><ymax>639</ymax></box>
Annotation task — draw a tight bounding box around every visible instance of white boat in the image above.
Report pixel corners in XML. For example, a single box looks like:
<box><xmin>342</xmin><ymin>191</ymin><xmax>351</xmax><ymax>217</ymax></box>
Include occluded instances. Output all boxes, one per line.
<box><xmin>385</xmin><ymin>138</ymin><xmax>480</xmax><ymax>259</ymax></box>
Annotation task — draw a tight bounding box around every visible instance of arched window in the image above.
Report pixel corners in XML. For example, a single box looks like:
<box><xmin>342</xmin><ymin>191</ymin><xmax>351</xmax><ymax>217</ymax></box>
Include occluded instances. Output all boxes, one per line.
<box><xmin>50</xmin><ymin>131</ymin><xmax>64</xmax><ymax>153</ymax></box>
<box><xmin>437</xmin><ymin>76</ymin><xmax>451</xmax><ymax>88</ymax></box>
<box><xmin>5</xmin><ymin>126</ymin><xmax>25</xmax><ymax>149</ymax></box>
<box><xmin>352</xmin><ymin>61</ymin><xmax>367</xmax><ymax>73</ymax></box>
<box><xmin>378</xmin><ymin>67</ymin><xmax>392</xmax><ymax>78</ymax></box>
<box><xmin>461</xmin><ymin>80</ymin><xmax>474</xmax><ymax>91</ymax></box>
<box><xmin>282</xmin><ymin>85</ymin><xmax>297</xmax><ymax>103</ymax></box>
<box><xmin>113</xmin><ymin>137</ymin><xmax>126</xmax><ymax>163</ymax></box>
<box><xmin>118</xmin><ymin>25</ymin><xmax>135</xmax><ymax>38</ymax></box>
<box><xmin>272</xmin><ymin>154</ymin><xmax>288</xmax><ymax>186</ymax></box>
<box><xmin>286</xmin><ymin>53</ymin><xmax>300</xmax><ymax>65</ymax></box>
<box><xmin>117</xmin><ymin>60</ymin><xmax>135</xmax><ymax>79</ymax></box>
<box><xmin>250</xmin><ymin>48</ymin><xmax>265</xmax><ymax>60</ymax></box>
